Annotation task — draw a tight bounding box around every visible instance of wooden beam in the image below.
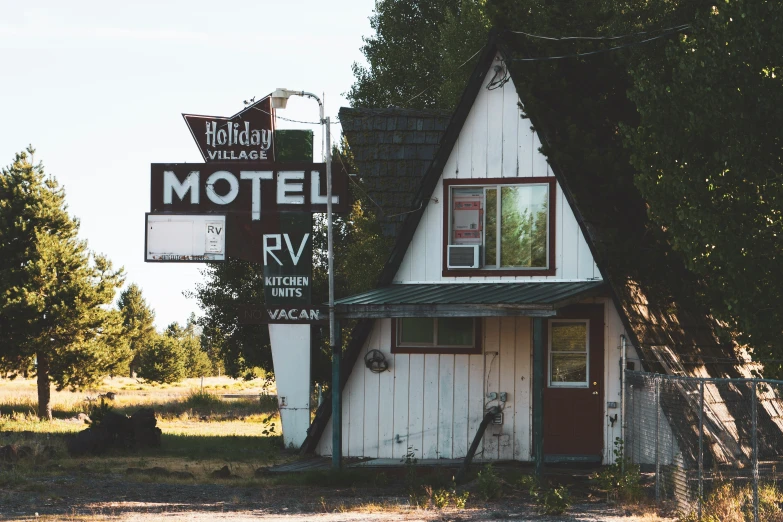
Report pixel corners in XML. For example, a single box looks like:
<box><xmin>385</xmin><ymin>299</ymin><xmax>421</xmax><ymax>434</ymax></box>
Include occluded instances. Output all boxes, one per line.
<box><xmin>335</xmin><ymin>304</ymin><xmax>557</xmax><ymax>319</ymax></box>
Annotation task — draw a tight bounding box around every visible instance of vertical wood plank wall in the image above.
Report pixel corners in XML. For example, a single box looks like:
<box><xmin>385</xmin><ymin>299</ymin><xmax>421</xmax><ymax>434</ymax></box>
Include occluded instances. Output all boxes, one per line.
<box><xmin>316</xmin><ymin>317</ymin><xmax>533</xmax><ymax>461</ymax></box>
<box><xmin>394</xmin><ymin>54</ymin><xmax>599</xmax><ymax>284</ymax></box>
<box><xmin>316</xmin><ymin>299</ymin><xmax>633</xmax><ymax>464</ymax></box>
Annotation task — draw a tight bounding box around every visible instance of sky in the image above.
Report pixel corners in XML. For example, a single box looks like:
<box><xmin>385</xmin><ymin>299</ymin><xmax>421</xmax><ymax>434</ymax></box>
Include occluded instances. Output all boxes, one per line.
<box><xmin>0</xmin><ymin>0</ymin><xmax>374</xmax><ymax>329</ymax></box>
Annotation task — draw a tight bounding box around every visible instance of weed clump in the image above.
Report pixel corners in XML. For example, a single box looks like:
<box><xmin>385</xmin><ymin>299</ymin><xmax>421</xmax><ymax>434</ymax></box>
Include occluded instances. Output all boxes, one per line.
<box><xmin>401</xmin><ymin>447</ymin><xmax>469</xmax><ymax>509</ymax></box>
<box><xmin>592</xmin><ymin>437</ymin><xmax>642</xmax><ymax>503</ymax></box>
<box><xmin>533</xmin><ymin>483</ymin><xmax>571</xmax><ymax>515</ymax></box>
<box><xmin>183</xmin><ymin>390</ymin><xmax>223</xmax><ymax>410</ymax></box>
<box><xmin>476</xmin><ymin>463</ymin><xmax>501</xmax><ymax>501</ymax></box>
<box><xmin>258</xmin><ymin>394</ymin><xmax>278</xmax><ymax>413</ymax></box>
<box><xmin>678</xmin><ymin>481</ymin><xmax>783</xmax><ymax>522</ymax></box>
<box><xmin>518</xmin><ymin>474</ymin><xmax>571</xmax><ymax>515</ymax></box>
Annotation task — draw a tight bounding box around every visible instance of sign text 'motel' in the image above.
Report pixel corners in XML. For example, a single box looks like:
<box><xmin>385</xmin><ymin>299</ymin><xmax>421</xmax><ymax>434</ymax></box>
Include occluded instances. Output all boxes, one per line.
<box><xmin>150</xmin><ymin>163</ymin><xmax>348</xmax><ymax>217</ymax></box>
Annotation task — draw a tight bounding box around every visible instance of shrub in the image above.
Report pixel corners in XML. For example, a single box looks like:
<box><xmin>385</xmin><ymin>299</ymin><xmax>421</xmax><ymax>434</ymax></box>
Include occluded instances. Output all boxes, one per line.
<box><xmin>136</xmin><ymin>336</ymin><xmax>187</xmax><ymax>384</ymax></box>
<box><xmin>518</xmin><ymin>474</ymin><xmax>539</xmax><ymax>494</ymax></box>
<box><xmin>258</xmin><ymin>394</ymin><xmax>279</xmax><ymax>413</ymax></box>
<box><xmin>182</xmin><ymin>390</ymin><xmax>223</xmax><ymax>410</ymax></box>
<box><xmin>243</xmin><ymin>367</ymin><xmax>269</xmax><ymax>381</ymax></box>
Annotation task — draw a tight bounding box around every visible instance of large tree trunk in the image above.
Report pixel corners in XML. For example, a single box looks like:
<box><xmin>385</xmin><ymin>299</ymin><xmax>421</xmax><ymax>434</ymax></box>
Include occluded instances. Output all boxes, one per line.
<box><xmin>36</xmin><ymin>352</ymin><xmax>52</xmax><ymax>420</ymax></box>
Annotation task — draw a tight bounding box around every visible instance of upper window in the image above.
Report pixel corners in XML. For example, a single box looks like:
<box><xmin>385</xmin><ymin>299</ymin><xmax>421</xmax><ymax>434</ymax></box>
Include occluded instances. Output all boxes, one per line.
<box><xmin>443</xmin><ymin>178</ymin><xmax>556</xmax><ymax>276</ymax></box>
<box><xmin>392</xmin><ymin>317</ymin><xmax>481</xmax><ymax>354</ymax></box>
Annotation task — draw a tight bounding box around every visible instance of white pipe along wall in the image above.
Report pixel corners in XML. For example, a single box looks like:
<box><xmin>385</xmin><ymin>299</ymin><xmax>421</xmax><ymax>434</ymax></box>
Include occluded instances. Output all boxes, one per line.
<box><xmin>269</xmin><ymin>324</ymin><xmax>311</xmax><ymax>448</ymax></box>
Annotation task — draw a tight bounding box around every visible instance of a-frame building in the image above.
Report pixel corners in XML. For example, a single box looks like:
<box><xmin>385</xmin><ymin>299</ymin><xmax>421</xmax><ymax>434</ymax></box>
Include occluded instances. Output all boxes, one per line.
<box><xmin>301</xmin><ymin>31</ymin><xmax>781</xmax><ymax>467</ymax></box>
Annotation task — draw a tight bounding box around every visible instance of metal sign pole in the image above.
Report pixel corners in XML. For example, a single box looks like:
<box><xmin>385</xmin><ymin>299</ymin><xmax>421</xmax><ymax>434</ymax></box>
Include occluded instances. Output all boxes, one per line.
<box><xmin>325</xmin><ymin>115</ymin><xmax>341</xmax><ymax>469</ymax></box>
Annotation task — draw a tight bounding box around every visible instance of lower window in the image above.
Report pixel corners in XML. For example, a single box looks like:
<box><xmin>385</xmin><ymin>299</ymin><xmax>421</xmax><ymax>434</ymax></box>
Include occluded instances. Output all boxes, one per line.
<box><xmin>548</xmin><ymin>320</ymin><xmax>589</xmax><ymax>387</ymax></box>
<box><xmin>392</xmin><ymin>317</ymin><xmax>481</xmax><ymax>354</ymax></box>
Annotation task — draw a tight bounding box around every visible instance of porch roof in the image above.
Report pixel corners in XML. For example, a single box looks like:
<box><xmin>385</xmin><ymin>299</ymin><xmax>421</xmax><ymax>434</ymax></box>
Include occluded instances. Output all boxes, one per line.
<box><xmin>333</xmin><ymin>281</ymin><xmax>606</xmax><ymax>318</ymax></box>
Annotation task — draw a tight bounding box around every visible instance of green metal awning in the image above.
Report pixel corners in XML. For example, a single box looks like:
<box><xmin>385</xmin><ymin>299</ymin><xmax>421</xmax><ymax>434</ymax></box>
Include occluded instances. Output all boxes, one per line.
<box><xmin>333</xmin><ymin>281</ymin><xmax>607</xmax><ymax>318</ymax></box>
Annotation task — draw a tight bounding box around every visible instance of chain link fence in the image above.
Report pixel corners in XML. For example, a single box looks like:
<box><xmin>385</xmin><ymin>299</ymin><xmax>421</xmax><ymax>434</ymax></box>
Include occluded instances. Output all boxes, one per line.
<box><xmin>624</xmin><ymin>371</ymin><xmax>783</xmax><ymax>521</ymax></box>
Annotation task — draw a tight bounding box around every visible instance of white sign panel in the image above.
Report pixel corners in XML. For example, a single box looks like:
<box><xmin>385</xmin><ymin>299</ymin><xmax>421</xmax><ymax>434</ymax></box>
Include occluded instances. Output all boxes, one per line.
<box><xmin>145</xmin><ymin>214</ymin><xmax>226</xmax><ymax>262</ymax></box>
<box><xmin>204</xmin><ymin>222</ymin><xmax>224</xmax><ymax>254</ymax></box>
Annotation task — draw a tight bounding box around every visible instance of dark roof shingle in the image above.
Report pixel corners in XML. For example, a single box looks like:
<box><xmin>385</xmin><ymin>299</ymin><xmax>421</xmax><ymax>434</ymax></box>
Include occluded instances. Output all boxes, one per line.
<box><xmin>339</xmin><ymin>107</ymin><xmax>451</xmax><ymax>237</ymax></box>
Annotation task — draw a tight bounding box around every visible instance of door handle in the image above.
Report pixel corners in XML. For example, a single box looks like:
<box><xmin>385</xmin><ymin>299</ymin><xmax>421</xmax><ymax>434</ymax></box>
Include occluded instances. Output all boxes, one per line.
<box><xmin>592</xmin><ymin>391</ymin><xmax>599</xmax><ymax>395</ymax></box>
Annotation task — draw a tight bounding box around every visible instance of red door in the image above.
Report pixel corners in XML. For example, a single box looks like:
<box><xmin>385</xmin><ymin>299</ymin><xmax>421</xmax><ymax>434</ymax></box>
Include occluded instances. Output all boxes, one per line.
<box><xmin>542</xmin><ymin>304</ymin><xmax>604</xmax><ymax>457</ymax></box>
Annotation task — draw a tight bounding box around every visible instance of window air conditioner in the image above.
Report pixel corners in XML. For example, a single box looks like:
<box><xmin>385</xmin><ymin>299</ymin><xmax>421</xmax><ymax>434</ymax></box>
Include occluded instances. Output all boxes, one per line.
<box><xmin>447</xmin><ymin>245</ymin><xmax>481</xmax><ymax>269</ymax></box>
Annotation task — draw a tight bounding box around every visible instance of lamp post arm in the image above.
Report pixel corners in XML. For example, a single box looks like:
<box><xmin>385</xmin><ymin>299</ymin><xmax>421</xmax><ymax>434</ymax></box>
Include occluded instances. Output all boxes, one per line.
<box><xmin>284</xmin><ymin>90</ymin><xmax>324</xmax><ymax>121</ymax></box>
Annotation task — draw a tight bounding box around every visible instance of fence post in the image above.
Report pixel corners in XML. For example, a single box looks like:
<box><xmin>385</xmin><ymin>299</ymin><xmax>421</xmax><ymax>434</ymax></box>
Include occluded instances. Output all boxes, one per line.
<box><xmin>752</xmin><ymin>380</ymin><xmax>759</xmax><ymax>522</ymax></box>
<box><xmin>655</xmin><ymin>376</ymin><xmax>661</xmax><ymax>502</ymax></box>
<box><xmin>698</xmin><ymin>380</ymin><xmax>704</xmax><ymax>520</ymax></box>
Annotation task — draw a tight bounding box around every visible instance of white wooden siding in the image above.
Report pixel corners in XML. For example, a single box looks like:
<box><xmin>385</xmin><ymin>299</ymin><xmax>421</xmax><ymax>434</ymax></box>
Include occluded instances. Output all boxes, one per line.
<box><xmin>315</xmin><ymin>298</ymin><xmax>643</xmax><ymax>465</ymax></box>
<box><xmin>393</xmin><ymin>54</ymin><xmax>599</xmax><ymax>284</ymax></box>
<box><xmin>317</xmin><ymin>317</ymin><xmax>534</xmax><ymax>461</ymax></box>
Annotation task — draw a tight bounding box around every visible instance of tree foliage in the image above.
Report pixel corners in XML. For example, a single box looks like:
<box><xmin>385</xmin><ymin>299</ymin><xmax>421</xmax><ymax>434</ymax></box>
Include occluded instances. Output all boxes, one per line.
<box><xmin>348</xmin><ymin>0</ymin><xmax>490</xmax><ymax>110</ymax></box>
<box><xmin>136</xmin><ymin>334</ymin><xmax>187</xmax><ymax>385</ymax></box>
<box><xmin>117</xmin><ymin>282</ymin><xmax>156</xmax><ymax>377</ymax></box>
<box><xmin>625</xmin><ymin>0</ymin><xmax>783</xmax><ymax>370</ymax></box>
<box><xmin>189</xmin><ymin>259</ymin><xmax>270</xmax><ymax>379</ymax></box>
<box><xmin>0</xmin><ymin>147</ymin><xmax>127</xmax><ymax>418</ymax></box>
<box><xmin>166</xmin><ymin>314</ymin><xmax>213</xmax><ymax>378</ymax></box>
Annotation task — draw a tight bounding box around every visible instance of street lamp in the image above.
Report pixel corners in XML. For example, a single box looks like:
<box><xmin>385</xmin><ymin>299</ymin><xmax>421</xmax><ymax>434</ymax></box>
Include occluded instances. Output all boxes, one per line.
<box><xmin>270</xmin><ymin>88</ymin><xmax>340</xmax><ymax>469</ymax></box>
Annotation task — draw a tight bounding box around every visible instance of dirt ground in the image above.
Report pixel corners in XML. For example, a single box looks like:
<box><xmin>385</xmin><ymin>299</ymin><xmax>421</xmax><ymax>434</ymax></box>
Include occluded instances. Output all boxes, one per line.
<box><xmin>0</xmin><ymin>470</ymin><xmax>674</xmax><ymax>522</ymax></box>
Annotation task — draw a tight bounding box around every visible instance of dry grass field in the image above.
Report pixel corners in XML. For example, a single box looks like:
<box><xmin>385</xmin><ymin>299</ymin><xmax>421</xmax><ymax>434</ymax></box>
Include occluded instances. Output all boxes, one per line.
<box><xmin>0</xmin><ymin>376</ymin><xmax>279</xmax><ymax>437</ymax></box>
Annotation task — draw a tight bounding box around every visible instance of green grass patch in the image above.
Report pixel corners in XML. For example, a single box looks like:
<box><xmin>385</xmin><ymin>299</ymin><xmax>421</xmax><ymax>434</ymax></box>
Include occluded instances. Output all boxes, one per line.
<box><xmin>148</xmin><ymin>433</ymin><xmax>283</xmax><ymax>462</ymax></box>
<box><xmin>102</xmin><ymin>390</ymin><xmax>275</xmax><ymax>421</ymax></box>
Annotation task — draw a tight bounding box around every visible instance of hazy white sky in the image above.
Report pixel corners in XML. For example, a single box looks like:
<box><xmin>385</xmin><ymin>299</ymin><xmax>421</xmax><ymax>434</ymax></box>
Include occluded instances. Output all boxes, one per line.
<box><xmin>0</xmin><ymin>0</ymin><xmax>374</xmax><ymax>328</ymax></box>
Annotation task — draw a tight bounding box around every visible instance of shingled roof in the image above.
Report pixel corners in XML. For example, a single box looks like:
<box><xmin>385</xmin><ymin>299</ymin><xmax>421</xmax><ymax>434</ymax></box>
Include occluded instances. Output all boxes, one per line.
<box><xmin>339</xmin><ymin>108</ymin><xmax>451</xmax><ymax>238</ymax></box>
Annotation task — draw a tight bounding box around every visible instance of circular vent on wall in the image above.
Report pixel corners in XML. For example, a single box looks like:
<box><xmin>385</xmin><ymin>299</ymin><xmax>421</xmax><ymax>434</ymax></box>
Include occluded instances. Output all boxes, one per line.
<box><xmin>364</xmin><ymin>349</ymin><xmax>389</xmax><ymax>373</ymax></box>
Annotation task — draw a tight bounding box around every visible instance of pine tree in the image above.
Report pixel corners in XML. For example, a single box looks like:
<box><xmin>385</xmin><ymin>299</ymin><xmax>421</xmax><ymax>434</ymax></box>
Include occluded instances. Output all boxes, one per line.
<box><xmin>136</xmin><ymin>334</ymin><xmax>187</xmax><ymax>385</ymax></box>
<box><xmin>0</xmin><ymin>147</ymin><xmax>127</xmax><ymax>419</ymax></box>
<box><xmin>164</xmin><ymin>316</ymin><xmax>212</xmax><ymax>379</ymax></box>
<box><xmin>348</xmin><ymin>0</ymin><xmax>490</xmax><ymax>110</ymax></box>
<box><xmin>117</xmin><ymin>283</ymin><xmax>156</xmax><ymax>377</ymax></box>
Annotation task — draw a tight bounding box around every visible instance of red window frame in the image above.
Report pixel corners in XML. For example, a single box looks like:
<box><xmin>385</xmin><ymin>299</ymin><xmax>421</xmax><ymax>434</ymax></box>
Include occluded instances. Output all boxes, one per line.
<box><xmin>442</xmin><ymin>177</ymin><xmax>557</xmax><ymax>277</ymax></box>
<box><xmin>391</xmin><ymin>317</ymin><xmax>482</xmax><ymax>355</ymax></box>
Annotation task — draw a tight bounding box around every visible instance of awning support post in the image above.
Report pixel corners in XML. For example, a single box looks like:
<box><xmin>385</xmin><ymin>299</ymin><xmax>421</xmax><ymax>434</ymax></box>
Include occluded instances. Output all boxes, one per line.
<box><xmin>533</xmin><ymin>317</ymin><xmax>545</xmax><ymax>478</ymax></box>
<box><xmin>331</xmin><ymin>320</ymin><xmax>342</xmax><ymax>469</ymax></box>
